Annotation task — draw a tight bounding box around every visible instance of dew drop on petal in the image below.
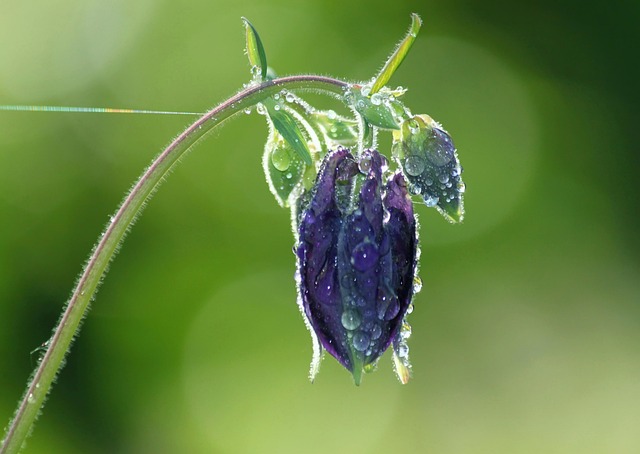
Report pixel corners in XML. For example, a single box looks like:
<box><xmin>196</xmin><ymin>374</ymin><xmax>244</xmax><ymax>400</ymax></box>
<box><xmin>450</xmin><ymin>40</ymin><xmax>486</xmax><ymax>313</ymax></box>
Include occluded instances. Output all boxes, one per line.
<box><xmin>353</xmin><ymin>331</ymin><xmax>371</xmax><ymax>352</ymax></box>
<box><xmin>351</xmin><ymin>241</ymin><xmax>379</xmax><ymax>271</ymax></box>
<box><xmin>341</xmin><ymin>309</ymin><xmax>362</xmax><ymax>330</ymax></box>
<box><xmin>358</xmin><ymin>156</ymin><xmax>372</xmax><ymax>174</ymax></box>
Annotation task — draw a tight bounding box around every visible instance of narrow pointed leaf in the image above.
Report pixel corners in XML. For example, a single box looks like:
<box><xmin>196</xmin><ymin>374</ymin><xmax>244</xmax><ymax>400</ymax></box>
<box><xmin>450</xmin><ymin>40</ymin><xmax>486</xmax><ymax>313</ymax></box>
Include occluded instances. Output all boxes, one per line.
<box><xmin>264</xmin><ymin>98</ymin><xmax>313</xmax><ymax>165</ymax></box>
<box><xmin>370</xmin><ymin>13</ymin><xmax>422</xmax><ymax>95</ymax></box>
<box><xmin>242</xmin><ymin>17</ymin><xmax>268</xmax><ymax>80</ymax></box>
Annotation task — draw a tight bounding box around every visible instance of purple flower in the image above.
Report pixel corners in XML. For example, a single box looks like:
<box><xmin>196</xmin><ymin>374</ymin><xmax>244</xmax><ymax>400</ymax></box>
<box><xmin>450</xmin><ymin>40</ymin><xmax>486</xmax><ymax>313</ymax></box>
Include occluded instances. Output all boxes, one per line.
<box><xmin>295</xmin><ymin>148</ymin><xmax>418</xmax><ymax>384</ymax></box>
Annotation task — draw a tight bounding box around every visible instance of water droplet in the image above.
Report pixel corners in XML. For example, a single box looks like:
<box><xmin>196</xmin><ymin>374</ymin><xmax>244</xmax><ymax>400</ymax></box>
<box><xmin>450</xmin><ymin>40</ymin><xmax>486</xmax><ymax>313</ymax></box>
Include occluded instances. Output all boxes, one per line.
<box><xmin>401</xmin><ymin>322</ymin><xmax>412</xmax><ymax>340</ymax></box>
<box><xmin>458</xmin><ymin>182</ymin><xmax>466</xmax><ymax>193</ymax></box>
<box><xmin>358</xmin><ymin>156</ymin><xmax>372</xmax><ymax>174</ymax></box>
<box><xmin>384</xmin><ymin>299</ymin><xmax>400</xmax><ymax>320</ymax></box>
<box><xmin>371</xmin><ymin>324</ymin><xmax>382</xmax><ymax>340</ymax></box>
<box><xmin>341</xmin><ymin>310</ymin><xmax>362</xmax><ymax>330</ymax></box>
<box><xmin>351</xmin><ymin>241</ymin><xmax>379</xmax><ymax>271</ymax></box>
<box><xmin>353</xmin><ymin>295</ymin><xmax>367</xmax><ymax>307</ymax></box>
<box><xmin>274</xmin><ymin>104</ymin><xmax>281</xmax><ymax>111</ymax></box>
<box><xmin>404</xmin><ymin>155</ymin><xmax>425</xmax><ymax>176</ymax></box>
<box><xmin>412</xmin><ymin>276</ymin><xmax>423</xmax><ymax>293</ymax></box>
<box><xmin>424</xmin><ymin>177</ymin><xmax>433</xmax><ymax>186</ymax></box>
<box><xmin>285</xmin><ymin>93</ymin><xmax>295</xmax><ymax>103</ymax></box>
<box><xmin>285</xmin><ymin>172</ymin><xmax>293</xmax><ymax>179</ymax></box>
<box><xmin>327</xmin><ymin>110</ymin><xmax>337</xmax><ymax>120</ymax></box>
<box><xmin>244</xmin><ymin>107</ymin><xmax>252</xmax><ymax>115</ymax></box>
<box><xmin>27</xmin><ymin>393</ymin><xmax>35</xmax><ymax>404</ymax></box>
<box><xmin>424</xmin><ymin>194</ymin><xmax>439</xmax><ymax>207</ymax></box>
<box><xmin>406</xmin><ymin>304</ymin><xmax>414</xmax><ymax>314</ymax></box>
<box><xmin>356</xmin><ymin>100</ymin><xmax>366</xmax><ymax>110</ymax></box>
<box><xmin>353</xmin><ymin>332</ymin><xmax>371</xmax><ymax>351</ymax></box>
<box><xmin>397</xmin><ymin>343</ymin><xmax>409</xmax><ymax>358</ymax></box>
<box><xmin>364</xmin><ymin>362</ymin><xmax>377</xmax><ymax>373</ymax></box>
<box><xmin>370</xmin><ymin>93</ymin><xmax>383</xmax><ymax>105</ymax></box>
<box><xmin>438</xmin><ymin>173</ymin><xmax>450</xmax><ymax>184</ymax></box>
<box><xmin>408</xmin><ymin>119</ymin><xmax>420</xmax><ymax>134</ymax></box>
<box><xmin>382</xmin><ymin>209</ymin><xmax>391</xmax><ymax>223</ymax></box>
<box><xmin>271</xmin><ymin>147</ymin><xmax>291</xmax><ymax>171</ymax></box>
<box><xmin>256</xmin><ymin>104</ymin><xmax>266</xmax><ymax>115</ymax></box>
<box><xmin>360</xmin><ymin>85</ymin><xmax>371</xmax><ymax>97</ymax></box>
<box><xmin>341</xmin><ymin>273</ymin><xmax>355</xmax><ymax>290</ymax></box>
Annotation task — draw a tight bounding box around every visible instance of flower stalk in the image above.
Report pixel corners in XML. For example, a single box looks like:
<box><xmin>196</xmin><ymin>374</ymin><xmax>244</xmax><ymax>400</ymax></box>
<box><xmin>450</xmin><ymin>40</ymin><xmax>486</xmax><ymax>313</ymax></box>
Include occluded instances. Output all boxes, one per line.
<box><xmin>0</xmin><ymin>75</ymin><xmax>349</xmax><ymax>454</ymax></box>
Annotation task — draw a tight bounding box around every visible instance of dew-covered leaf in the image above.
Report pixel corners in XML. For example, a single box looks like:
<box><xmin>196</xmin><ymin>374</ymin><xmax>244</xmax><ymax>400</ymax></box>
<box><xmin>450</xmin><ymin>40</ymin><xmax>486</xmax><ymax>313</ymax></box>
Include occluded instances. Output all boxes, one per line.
<box><xmin>262</xmin><ymin>128</ymin><xmax>307</xmax><ymax>207</ymax></box>
<box><xmin>264</xmin><ymin>98</ymin><xmax>313</xmax><ymax>165</ymax></box>
<box><xmin>242</xmin><ymin>17</ymin><xmax>268</xmax><ymax>81</ymax></box>
<box><xmin>310</xmin><ymin>111</ymin><xmax>359</xmax><ymax>148</ymax></box>
<box><xmin>392</xmin><ymin>114</ymin><xmax>465</xmax><ymax>223</ymax></box>
<box><xmin>347</xmin><ymin>86</ymin><xmax>404</xmax><ymax>130</ymax></box>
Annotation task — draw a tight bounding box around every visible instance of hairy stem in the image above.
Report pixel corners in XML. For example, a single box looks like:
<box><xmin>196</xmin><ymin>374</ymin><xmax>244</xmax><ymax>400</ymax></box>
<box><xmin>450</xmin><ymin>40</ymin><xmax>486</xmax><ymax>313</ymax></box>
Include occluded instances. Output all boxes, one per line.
<box><xmin>1</xmin><ymin>75</ymin><xmax>349</xmax><ymax>454</ymax></box>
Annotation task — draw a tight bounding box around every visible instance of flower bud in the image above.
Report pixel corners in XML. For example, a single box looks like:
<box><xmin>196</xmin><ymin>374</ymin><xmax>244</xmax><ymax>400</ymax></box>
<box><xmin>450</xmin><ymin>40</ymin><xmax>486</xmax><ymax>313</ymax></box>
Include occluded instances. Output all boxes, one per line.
<box><xmin>295</xmin><ymin>148</ymin><xmax>418</xmax><ymax>384</ymax></box>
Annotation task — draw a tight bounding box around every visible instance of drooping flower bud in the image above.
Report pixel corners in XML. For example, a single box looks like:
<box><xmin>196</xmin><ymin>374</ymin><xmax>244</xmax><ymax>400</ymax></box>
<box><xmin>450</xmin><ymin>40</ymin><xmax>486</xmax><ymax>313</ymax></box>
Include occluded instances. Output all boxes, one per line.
<box><xmin>392</xmin><ymin>114</ymin><xmax>465</xmax><ymax>223</ymax></box>
<box><xmin>295</xmin><ymin>148</ymin><xmax>418</xmax><ymax>384</ymax></box>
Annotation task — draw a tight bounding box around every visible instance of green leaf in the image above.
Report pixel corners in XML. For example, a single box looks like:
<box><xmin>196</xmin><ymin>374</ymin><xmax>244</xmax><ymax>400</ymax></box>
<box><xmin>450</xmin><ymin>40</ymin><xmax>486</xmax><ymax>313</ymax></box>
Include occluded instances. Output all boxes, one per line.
<box><xmin>310</xmin><ymin>111</ymin><xmax>359</xmax><ymax>148</ymax></box>
<box><xmin>392</xmin><ymin>114</ymin><xmax>465</xmax><ymax>223</ymax></box>
<box><xmin>263</xmin><ymin>129</ymin><xmax>307</xmax><ymax>207</ymax></box>
<box><xmin>242</xmin><ymin>17</ymin><xmax>268</xmax><ymax>81</ymax></box>
<box><xmin>370</xmin><ymin>13</ymin><xmax>422</xmax><ymax>95</ymax></box>
<box><xmin>348</xmin><ymin>86</ymin><xmax>405</xmax><ymax>130</ymax></box>
<box><xmin>264</xmin><ymin>98</ymin><xmax>313</xmax><ymax>165</ymax></box>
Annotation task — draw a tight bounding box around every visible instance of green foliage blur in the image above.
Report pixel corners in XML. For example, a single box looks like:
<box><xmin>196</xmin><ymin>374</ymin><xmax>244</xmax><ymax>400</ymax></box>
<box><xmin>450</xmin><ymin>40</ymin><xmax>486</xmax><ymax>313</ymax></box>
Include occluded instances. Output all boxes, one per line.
<box><xmin>1</xmin><ymin>0</ymin><xmax>639</xmax><ymax>453</ymax></box>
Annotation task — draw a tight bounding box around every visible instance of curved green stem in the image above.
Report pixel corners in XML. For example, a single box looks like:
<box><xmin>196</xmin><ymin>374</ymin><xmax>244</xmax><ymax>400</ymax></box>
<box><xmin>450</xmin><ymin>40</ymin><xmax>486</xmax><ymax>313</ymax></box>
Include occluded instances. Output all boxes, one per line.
<box><xmin>0</xmin><ymin>75</ymin><xmax>349</xmax><ymax>454</ymax></box>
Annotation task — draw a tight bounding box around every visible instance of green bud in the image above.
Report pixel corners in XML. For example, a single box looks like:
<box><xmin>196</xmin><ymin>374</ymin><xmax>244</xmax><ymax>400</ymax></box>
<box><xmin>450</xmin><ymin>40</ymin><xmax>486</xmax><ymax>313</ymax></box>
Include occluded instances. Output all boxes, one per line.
<box><xmin>392</xmin><ymin>114</ymin><xmax>465</xmax><ymax>223</ymax></box>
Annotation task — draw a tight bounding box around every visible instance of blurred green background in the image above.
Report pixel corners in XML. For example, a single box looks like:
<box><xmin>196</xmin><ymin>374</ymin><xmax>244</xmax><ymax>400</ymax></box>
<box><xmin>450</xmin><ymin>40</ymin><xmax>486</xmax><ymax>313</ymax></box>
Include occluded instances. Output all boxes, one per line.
<box><xmin>1</xmin><ymin>0</ymin><xmax>639</xmax><ymax>453</ymax></box>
